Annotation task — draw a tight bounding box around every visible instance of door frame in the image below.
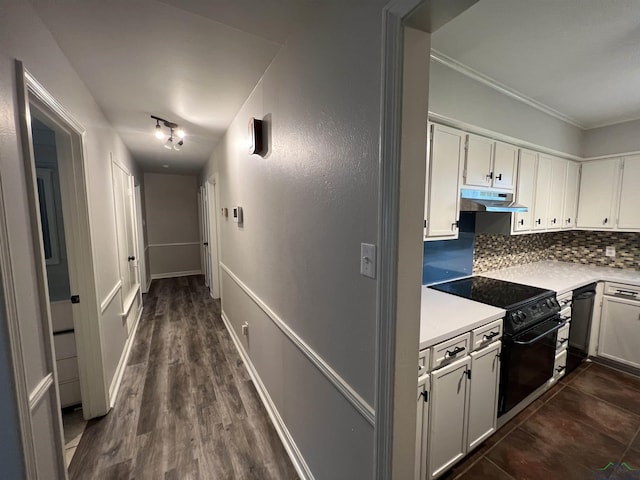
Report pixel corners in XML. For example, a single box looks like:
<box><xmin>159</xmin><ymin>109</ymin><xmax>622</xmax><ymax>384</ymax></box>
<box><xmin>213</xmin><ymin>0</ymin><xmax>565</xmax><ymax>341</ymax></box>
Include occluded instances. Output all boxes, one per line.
<box><xmin>134</xmin><ymin>184</ymin><xmax>149</xmax><ymax>293</ymax></box>
<box><xmin>14</xmin><ymin>61</ymin><xmax>108</xmax><ymax>467</ymax></box>
<box><xmin>206</xmin><ymin>175</ymin><xmax>221</xmax><ymax>299</ymax></box>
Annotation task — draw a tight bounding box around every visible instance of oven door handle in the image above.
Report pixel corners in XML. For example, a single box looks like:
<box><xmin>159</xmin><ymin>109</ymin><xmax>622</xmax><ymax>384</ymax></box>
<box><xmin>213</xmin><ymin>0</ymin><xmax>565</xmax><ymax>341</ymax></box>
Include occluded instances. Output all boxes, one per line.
<box><xmin>512</xmin><ymin>320</ymin><xmax>566</xmax><ymax>346</ymax></box>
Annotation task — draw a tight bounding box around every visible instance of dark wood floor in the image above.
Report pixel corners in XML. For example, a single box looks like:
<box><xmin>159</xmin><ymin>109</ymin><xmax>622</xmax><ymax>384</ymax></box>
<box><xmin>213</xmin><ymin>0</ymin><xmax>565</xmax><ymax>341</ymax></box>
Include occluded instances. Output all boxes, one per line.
<box><xmin>442</xmin><ymin>361</ymin><xmax>640</xmax><ymax>480</ymax></box>
<box><xmin>69</xmin><ymin>276</ymin><xmax>298</xmax><ymax>480</ymax></box>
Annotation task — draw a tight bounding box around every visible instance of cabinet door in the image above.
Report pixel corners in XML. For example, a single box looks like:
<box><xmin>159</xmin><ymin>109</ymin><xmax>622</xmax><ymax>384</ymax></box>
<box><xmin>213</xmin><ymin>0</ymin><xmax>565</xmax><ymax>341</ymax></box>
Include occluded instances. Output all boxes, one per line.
<box><xmin>416</xmin><ymin>374</ymin><xmax>430</xmax><ymax>480</ymax></box>
<box><xmin>428</xmin><ymin>356</ymin><xmax>470</xmax><ymax>480</ymax></box>
<box><xmin>513</xmin><ymin>149</ymin><xmax>537</xmax><ymax>232</ymax></box>
<box><xmin>464</xmin><ymin>134</ymin><xmax>494</xmax><ymax>188</ymax></box>
<box><xmin>532</xmin><ymin>154</ymin><xmax>552</xmax><ymax>230</ymax></box>
<box><xmin>562</xmin><ymin>161</ymin><xmax>580</xmax><ymax>229</ymax></box>
<box><xmin>576</xmin><ymin>158</ymin><xmax>620</xmax><ymax>229</ymax></box>
<box><xmin>425</xmin><ymin>124</ymin><xmax>464</xmax><ymax>240</ymax></box>
<box><xmin>467</xmin><ymin>342</ymin><xmax>501</xmax><ymax>451</ymax></box>
<box><xmin>492</xmin><ymin>142</ymin><xmax>517</xmax><ymax>190</ymax></box>
<box><xmin>598</xmin><ymin>297</ymin><xmax>640</xmax><ymax>369</ymax></box>
<box><xmin>547</xmin><ymin>158</ymin><xmax>566</xmax><ymax>230</ymax></box>
<box><xmin>617</xmin><ymin>155</ymin><xmax>640</xmax><ymax>230</ymax></box>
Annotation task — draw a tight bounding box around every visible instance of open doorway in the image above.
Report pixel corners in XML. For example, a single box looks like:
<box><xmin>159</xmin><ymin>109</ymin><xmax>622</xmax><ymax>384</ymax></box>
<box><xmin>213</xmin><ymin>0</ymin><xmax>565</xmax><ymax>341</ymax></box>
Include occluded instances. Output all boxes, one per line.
<box><xmin>29</xmin><ymin>115</ymin><xmax>86</xmax><ymax>466</ymax></box>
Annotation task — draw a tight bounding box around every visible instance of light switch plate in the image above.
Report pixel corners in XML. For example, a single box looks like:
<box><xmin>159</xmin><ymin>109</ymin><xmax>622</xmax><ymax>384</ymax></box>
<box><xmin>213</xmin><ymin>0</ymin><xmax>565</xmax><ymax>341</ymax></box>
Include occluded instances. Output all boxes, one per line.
<box><xmin>605</xmin><ymin>246</ymin><xmax>616</xmax><ymax>257</ymax></box>
<box><xmin>360</xmin><ymin>243</ymin><xmax>376</xmax><ymax>279</ymax></box>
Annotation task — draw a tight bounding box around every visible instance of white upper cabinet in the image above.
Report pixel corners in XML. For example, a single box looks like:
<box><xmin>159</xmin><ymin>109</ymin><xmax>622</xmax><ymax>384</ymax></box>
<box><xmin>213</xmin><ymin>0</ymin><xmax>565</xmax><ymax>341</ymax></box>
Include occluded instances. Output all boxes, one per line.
<box><xmin>513</xmin><ymin>149</ymin><xmax>537</xmax><ymax>232</ymax></box>
<box><xmin>463</xmin><ymin>135</ymin><xmax>517</xmax><ymax>191</ymax></box>
<box><xmin>576</xmin><ymin>158</ymin><xmax>620</xmax><ymax>229</ymax></box>
<box><xmin>547</xmin><ymin>158</ymin><xmax>567</xmax><ymax>230</ymax></box>
<box><xmin>492</xmin><ymin>142</ymin><xmax>518</xmax><ymax>190</ymax></box>
<box><xmin>562</xmin><ymin>161</ymin><xmax>580</xmax><ymax>229</ymax></box>
<box><xmin>617</xmin><ymin>155</ymin><xmax>640</xmax><ymax>231</ymax></box>
<box><xmin>464</xmin><ymin>134</ymin><xmax>494</xmax><ymax>188</ymax></box>
<box><xmin>425</xmin><ymin>124</ymin><xmax>464</xmax><ymax>240</ymax></box>
<box><xmin>532</xmin><ymin>154</ymin><xmax>552</xmax><ymax>231</ymax></box>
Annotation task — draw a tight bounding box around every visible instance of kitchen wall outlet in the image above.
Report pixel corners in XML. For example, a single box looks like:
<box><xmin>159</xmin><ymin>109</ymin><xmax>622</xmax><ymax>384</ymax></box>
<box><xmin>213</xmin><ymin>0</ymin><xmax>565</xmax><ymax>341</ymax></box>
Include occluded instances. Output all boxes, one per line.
<box><xmin>605</xmin><ymin>246</ymin><xmax>616</xmax><ymax>257</ymax></box>
<box><xmin>360</xmin><ymin>243</ymin><xmax>376</xmax><ymax>279</ymax></box>
<box><xmin>241</xmin><ymin>322</ymin><xmax>249</xmax><ymax>336</ymax></box>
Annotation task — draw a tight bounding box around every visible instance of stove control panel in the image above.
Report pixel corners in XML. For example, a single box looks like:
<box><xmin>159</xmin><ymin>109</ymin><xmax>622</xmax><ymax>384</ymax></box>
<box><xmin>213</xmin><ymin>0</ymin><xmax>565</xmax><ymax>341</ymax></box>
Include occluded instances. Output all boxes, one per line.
<box><xmin>505</xmin><ymin>296</ymin><xmax>560</xmax><ymax>333</ymax></box>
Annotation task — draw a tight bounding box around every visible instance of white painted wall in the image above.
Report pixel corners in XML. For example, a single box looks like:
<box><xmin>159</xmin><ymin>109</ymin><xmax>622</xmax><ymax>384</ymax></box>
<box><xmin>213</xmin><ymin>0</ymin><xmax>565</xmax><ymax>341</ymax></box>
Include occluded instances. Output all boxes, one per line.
<box><xmin>583</xmin><ymin>118</ymin><xmax>640</xmax><ymax>158</ymax></box>
<box><xmin>200</xmin><ymin>2</ymin><xmax>387</xmax><ymax>477</ymax></box>
<box><xmin>0</xmin><ymin>0</ymin><xmax>140</xmax><ymax>439</ymax></box>
<box><xmin>144</xmin><ymin>173</ymin><xmax>201</xmax><ymax>278</ymax></box>
<box><xmin>429</xmin><ymin>60</ymin><xmax>584</xmax><ymax>157</ymax></box>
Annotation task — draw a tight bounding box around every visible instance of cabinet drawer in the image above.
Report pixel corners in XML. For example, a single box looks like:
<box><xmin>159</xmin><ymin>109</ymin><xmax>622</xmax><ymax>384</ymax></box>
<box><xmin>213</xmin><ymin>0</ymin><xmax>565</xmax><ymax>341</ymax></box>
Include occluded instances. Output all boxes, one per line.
<box><xmin>557</xmin><ymin>291</ymin><xmax>572</xmax><ymax>308</ymax></box>
<box><xmin>59</xmin><ymin>380</ymin><xmax>81</xmax><ymax>408</ymax></box>
<box><xmin>418</xmin><ymin>349</ymin><xmax>431</xmax><ymax>377</ymax></box>
<box><xmin>556</xmin><ymin>323</ymin><xmax>570</xmax><ymax>352</ymax></box>
<box><xmin>559</xmin><ymin>306</ymin><xmax>572</xmax><ymax>322</ymax></box>
<box><xmin>604</xmin><ymin>282</ymin><xmax>640</xmax><ymax>299</ymax></box>
<box><xmin>553</xmin><ymin>350</ymin><xmax>568</xmax><ymax>381</ymax></box>
<box><xmin>431</xmin><ymin>333</ymin><xmax>471</xmax><ymax>370</ymax></box>
<box><xmin>53</xmin><ymin>332</ymin><xmax>77</xmax><ymax>360</ymax></box>
<box><xmin>470</xmin><ymin>319</ymin><xmax>503</xmax><ymax>351</ymax></box>
<box><xmin>56</xmin><ymin>357</ymin><xmax>79</xmax><ymax>384</ymax></box>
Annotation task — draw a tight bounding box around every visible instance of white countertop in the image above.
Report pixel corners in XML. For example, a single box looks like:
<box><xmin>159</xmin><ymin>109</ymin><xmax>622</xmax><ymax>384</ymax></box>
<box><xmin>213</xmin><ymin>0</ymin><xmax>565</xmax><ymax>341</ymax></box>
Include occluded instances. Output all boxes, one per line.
<box><xmin>420</xmin><ymin>288</ymin><xmax>505</xmax><ymax>350</ymax></box>
<box><xmin>420</xmin><ymin>261</ymin><xmax>640</xmax><ymax>351</ymax></box>
<box><xmin>481</xmin><ymin>261</ymin><xmax>640</xmax><ymax>295</ymax></box>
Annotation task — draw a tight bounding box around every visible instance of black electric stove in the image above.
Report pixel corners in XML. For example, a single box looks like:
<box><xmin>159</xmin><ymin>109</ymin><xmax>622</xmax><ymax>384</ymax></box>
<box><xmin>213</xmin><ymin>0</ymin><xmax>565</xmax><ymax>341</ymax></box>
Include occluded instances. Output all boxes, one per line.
<box><xmin>430</xmin><ymin>276</ymin><xmax>560</xmax><ymax>334</ymax></box>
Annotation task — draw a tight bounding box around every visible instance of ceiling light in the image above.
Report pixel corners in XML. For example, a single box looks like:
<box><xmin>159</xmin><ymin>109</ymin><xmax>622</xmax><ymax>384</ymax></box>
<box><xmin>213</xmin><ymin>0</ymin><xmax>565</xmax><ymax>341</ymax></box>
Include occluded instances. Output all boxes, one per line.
<box><xmin>150</xmin><ymin>115</ymin><xmax>185</xmax><ymax>151</ymax></box>
<box><xmin>154</xmin><ymin>120</ymin><xmax>164</xmax><ymax>140</ymax></box>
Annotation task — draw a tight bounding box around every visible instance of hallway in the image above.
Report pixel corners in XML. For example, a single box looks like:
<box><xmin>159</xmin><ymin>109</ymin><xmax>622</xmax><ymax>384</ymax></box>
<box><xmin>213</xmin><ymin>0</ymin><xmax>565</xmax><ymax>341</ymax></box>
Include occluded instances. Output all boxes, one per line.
<box><xmin>68</xmin><ymin>276</ymin><xmax>298</xmax><ymax>479</ymax></box>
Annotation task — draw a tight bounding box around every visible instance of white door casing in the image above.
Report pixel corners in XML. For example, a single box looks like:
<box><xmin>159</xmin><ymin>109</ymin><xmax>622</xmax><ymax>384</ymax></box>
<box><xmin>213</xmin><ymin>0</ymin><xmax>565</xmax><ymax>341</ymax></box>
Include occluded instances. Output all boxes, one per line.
<box><xmin>206</xmin><ymin>177</ymin><xmax>221</xmax><ymax>299</ymax></box>
<box><xmin>134</xmin><ymin>185</ymin><xmax>148</xmax><ymax>293</ymax></box>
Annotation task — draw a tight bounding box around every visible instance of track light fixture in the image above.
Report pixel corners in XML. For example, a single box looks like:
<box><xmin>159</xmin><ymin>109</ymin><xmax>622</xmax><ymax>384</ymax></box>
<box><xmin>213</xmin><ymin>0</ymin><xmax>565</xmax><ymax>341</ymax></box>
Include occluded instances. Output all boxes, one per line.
<box><xmin>151</xmin><ymin>115</ymin><xmax>185</xmax><ymax>151</ymax></box>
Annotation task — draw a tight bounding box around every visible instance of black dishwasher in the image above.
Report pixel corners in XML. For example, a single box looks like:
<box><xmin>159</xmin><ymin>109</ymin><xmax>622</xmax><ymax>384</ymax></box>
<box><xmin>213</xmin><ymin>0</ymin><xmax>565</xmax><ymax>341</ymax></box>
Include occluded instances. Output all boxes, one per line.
<box><xmin>566</xmin><ymin>283</ymin><xmax>597</xmax><ymax>373</ymax></box>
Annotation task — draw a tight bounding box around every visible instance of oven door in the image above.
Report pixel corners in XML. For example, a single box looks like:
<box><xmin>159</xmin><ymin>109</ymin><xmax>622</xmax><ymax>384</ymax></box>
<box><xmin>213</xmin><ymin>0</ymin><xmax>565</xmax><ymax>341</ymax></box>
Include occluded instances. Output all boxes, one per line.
<box><xmin>499</xmin><ymin>316</ymin><xmax>565</xmax><ymax>416</ymax></box>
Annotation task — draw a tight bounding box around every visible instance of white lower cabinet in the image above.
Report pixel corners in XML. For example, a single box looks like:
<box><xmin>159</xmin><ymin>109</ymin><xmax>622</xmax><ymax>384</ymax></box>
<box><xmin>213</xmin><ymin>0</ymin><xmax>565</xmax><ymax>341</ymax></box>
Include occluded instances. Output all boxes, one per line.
<box><xmin>428</xmin><ymin>356</ymin><xmax>471</xmax><ymax>479</ymax></box>
<box><xmin>467</xmin><ymin>342</ymin><xmax>502</xmax><ymax>451</ymax></box>
<box><xmin>415</xmin><ymin>373</ymin><xmax>430</xmax><ymax>480</ymax></box>
<box><xmin>599</xmin><ymin>295</ymin><xmax>640</xmax><ymax>369</ymax></box>
<box><xmin>415</xmin><ymin>336</ymin><xmax>502</xmax><ymax>480</ymax></box>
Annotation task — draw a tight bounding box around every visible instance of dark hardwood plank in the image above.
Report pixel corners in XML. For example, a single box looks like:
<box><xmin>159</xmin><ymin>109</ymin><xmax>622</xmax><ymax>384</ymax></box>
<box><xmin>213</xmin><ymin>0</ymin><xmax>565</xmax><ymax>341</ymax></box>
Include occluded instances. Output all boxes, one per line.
<box><xmin>69</xmin><ymin>276</ymin><xmax>298</xmax><ymax>480</ymax></box>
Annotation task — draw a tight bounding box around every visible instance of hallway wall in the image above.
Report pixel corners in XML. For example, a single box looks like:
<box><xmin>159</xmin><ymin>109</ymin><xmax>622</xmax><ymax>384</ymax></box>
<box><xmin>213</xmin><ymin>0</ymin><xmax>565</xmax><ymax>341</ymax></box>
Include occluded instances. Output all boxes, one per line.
<box><xmin>201</xmin><ymin>2</ymin><xmax>387</xmax><ymax>477</ymax></box>
<box><xmin>144</xmin><ymin>173</ymin><xmax>201</xmax><ymax>279</ymax></box>
<box><xmin>0</xmin><ymin>0</ymin><xmax>142</xmax><ymax>474</ymax></box>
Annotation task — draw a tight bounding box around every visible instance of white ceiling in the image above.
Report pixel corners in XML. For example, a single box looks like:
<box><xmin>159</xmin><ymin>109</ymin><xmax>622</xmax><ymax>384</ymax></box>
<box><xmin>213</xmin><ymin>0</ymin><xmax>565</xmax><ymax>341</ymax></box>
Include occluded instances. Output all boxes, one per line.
<box><xmin>431</xmin><ymin>0</ymin><xmax>640</xmax><ymax>129</ymax></box>
<box><xmin>29</xmin><ymin>0</ymin><xmax>311</xmax><ymax>174</ymax></box>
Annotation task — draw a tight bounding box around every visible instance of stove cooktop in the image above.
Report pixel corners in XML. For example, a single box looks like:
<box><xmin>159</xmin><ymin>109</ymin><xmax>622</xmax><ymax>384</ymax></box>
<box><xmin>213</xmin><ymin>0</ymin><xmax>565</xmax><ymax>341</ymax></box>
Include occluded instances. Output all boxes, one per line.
<box><xmin>430</xmin><ymin>276</ymin><xmax>554</xmax><ymax>310</ymax></box>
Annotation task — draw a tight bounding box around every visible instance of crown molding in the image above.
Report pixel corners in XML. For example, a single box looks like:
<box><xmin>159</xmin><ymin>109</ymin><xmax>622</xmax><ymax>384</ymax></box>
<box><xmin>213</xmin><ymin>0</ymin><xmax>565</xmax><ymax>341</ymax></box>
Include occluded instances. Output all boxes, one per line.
<box><xmin>430</xmin><ymin>49</ymin><xmax>587</xmax><ymax>129</ymax></box>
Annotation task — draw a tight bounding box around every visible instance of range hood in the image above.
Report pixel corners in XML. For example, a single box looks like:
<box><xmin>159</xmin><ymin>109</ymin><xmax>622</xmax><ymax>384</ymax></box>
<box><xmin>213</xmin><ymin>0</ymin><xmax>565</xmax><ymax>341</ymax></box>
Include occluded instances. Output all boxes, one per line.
<box><xmin>459</xmin><ymin>189</ymin><xmax>528</xmax><ymax>213</ymax></box>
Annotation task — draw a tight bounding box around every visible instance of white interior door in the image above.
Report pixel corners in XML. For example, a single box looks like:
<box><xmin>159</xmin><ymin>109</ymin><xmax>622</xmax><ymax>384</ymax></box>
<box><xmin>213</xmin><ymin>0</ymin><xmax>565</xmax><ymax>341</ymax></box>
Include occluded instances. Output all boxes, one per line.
<box><xmin>206</xmin><ymin>178</ymin><xmax>220</xmax><ymax>299</ymax></box>
<box><xmin>134</xmin><ymin>185</ymin><xmax>148</xmax><ymax>293</ymax></box>
<box><xmin>111</xmin><ymin>160</ymin><xmax>138</xmax><ymax>307</ymax></box>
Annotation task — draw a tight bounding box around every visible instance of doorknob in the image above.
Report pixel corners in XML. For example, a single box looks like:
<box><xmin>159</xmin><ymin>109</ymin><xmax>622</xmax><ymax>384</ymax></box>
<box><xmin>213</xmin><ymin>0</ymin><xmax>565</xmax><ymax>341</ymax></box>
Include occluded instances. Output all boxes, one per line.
<box><xmin>128</xmin><ymin>256</ymin><xmax>136</xmax><ymax>262</ymax></box>
<box><xmin>204</xmin><ymin>242</ymin><xmax>209</xmax><ymax>246</ymax></box>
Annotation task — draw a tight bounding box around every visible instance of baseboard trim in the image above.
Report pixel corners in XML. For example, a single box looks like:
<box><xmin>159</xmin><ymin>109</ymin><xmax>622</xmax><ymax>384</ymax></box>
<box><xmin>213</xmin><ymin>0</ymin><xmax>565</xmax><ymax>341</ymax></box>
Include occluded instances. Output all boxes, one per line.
<box><xmin>219</xmin><ymin>263</ymin><xmax>375</xmax><ymax>426</ymax></box>
<box><xmin>220</xmin><ymin>310</ymin><xmax>314</xmax><ymax>480</ymax></box>
<box><xmin>108</xmin><ymin>299</ymin><xmax>143</xmax><ymax>407</ymax></box>
<box><xmin>150</xmin><ymin>270</ymin><xmax>202</xmax><ymax>280</ymax></box>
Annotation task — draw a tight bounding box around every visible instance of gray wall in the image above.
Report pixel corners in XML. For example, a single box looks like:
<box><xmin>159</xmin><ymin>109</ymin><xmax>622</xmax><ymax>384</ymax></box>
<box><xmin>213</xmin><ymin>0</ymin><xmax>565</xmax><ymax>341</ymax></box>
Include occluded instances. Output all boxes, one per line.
<box><xmin>144</xmin><ymin>173</ymin><xmax>200</xmax><ymax>277</ymax></box>
<box><xmin>201</xmin><ymin>2</ymin><xmax>386</xmax><ymax>477</ymax></box>
<box><xmin>32</xmin><ymin>119</ymin><xmax>71</xmax><ymax>302</ymax></box>
<box><xmin>583</xmin><ymin>118</ymin><xmax>640</xmax><ymax>158</ymax></box>
<box><xmin>428</xmin><ymin>60</ymin><xmax>584</xmax><ymax>157</ymax></box>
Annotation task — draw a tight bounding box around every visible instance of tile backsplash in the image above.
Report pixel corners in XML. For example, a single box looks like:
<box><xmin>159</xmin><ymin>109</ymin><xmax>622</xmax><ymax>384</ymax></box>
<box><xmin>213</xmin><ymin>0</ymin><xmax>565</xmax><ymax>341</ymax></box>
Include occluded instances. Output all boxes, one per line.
<box><xmin>474</xmin><ymin>231</ymin><xmax>640</xmax><ymax>273</ymax></box>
